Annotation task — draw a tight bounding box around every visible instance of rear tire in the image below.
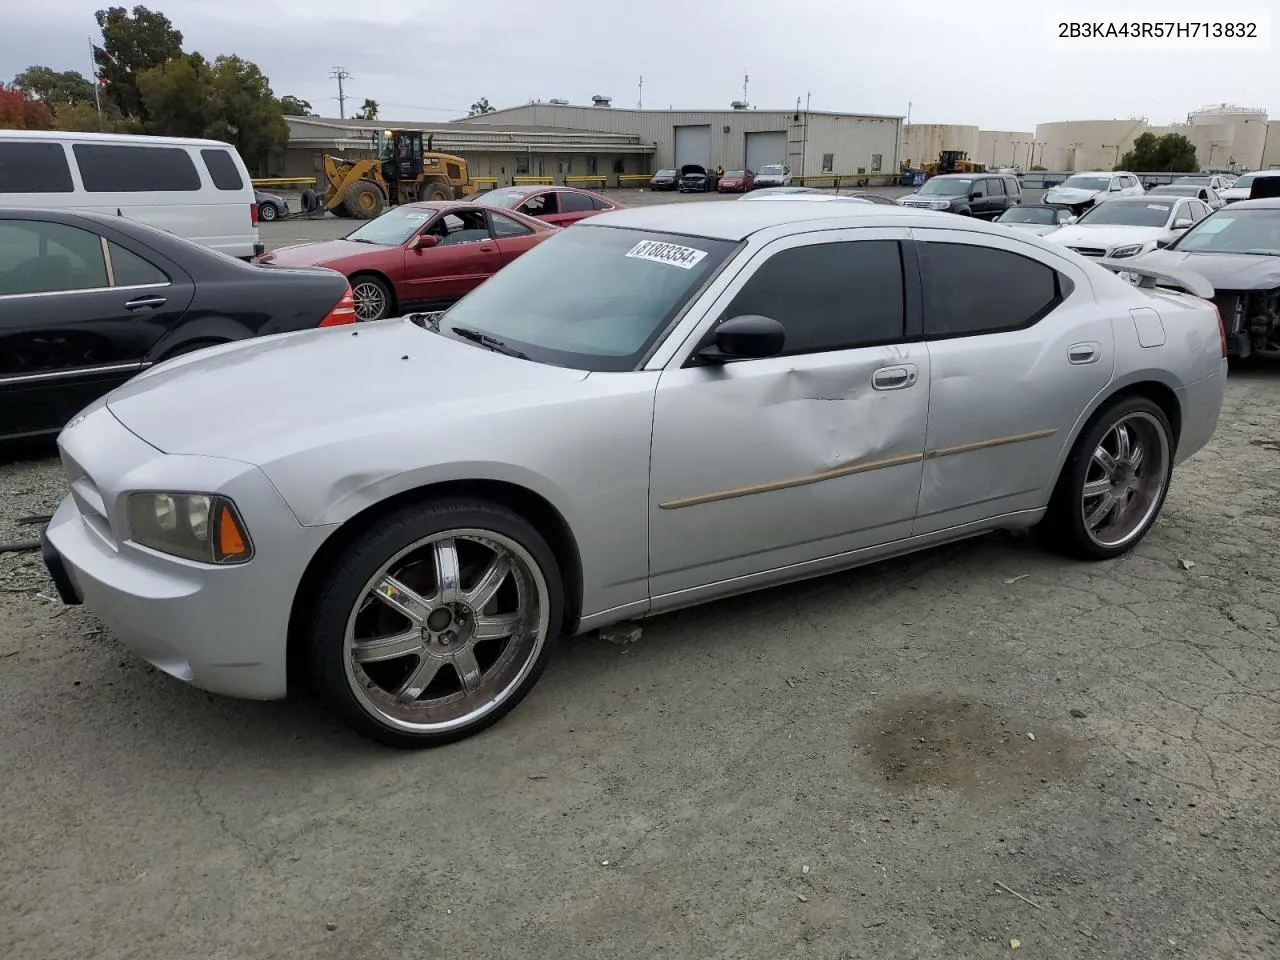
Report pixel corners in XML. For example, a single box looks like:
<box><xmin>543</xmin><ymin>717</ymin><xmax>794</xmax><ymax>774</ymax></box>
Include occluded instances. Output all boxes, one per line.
<box><xmin>345</xmin><ymin>180</ymin><xmax>385</xmax><ymax>219</ymax></box>
<box><xmin>350</xmin><ymin>274</ymin><xmax>394</xmax><ymax>322</ymax></box>
<box><xmin>419</xmin><ymin>179</ymin><xmax>455</xmax><ymax>202</ymax></box>
<box><xmin>331</xmin><ymin>202</ymin><xmax>353</xmax><ymax>218</ymax></box>
<box><xmin>306</xmin><ymin>498</ymin><xmax>564</xmax><ymax>748</ymax></box>
<box><xmin>1039</xmin><ymin>395</ymin><xmax>1174</xmax><ymax>561</ymax></box>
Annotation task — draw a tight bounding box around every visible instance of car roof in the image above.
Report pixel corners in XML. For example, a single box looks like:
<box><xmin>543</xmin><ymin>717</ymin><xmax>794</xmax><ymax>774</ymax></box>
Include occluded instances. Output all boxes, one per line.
<box><xmin>583</xmin><ymin>198</ymin><xmax>952</xmax><ymax>241</ymax></box>
<box><xmin>1226</xmin><ymin>197</ymin><xmax>1280</xmax><ymax>209</ymax></box>
<box><xmin>0</xmin><ymin>128</ymin><xmax>238</xmax><ymax>149</ymax></box>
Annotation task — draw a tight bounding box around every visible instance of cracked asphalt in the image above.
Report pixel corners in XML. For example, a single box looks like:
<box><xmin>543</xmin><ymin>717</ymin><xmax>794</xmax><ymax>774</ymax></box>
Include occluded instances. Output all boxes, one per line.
<box><xmin>2</xmin><ymin>355</ymin><xmax>1278</xmax><ymax>956</ymax></box>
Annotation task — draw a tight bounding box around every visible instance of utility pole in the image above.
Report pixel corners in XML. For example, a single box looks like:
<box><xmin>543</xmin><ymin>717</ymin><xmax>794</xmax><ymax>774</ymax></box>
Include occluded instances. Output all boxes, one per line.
<box><xmin>329</xmin><ymin>66</ymin><xmax>352</xmax><ymax>119</ymax></box>
<box><xmin>743</xmin><ymin>72</ymin><xmax>749</xmax><ymax>107</ymax></box>
<box><xmin>638</xmin><ymin>75</ymin><xmax>643</xmax><ymax>109</ymax></box>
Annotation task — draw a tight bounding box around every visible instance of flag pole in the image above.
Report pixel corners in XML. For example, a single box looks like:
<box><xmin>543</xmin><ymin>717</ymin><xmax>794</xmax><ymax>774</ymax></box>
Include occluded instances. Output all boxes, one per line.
<box><xmin>90</xmin><ymin>37</ymin><xmax>102</xmax><ymax>124</ymax></box>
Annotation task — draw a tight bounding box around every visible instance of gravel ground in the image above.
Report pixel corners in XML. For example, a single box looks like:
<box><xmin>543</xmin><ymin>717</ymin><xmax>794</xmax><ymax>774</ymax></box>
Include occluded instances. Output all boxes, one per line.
<box><xmin>1</xmin><ymin>226</ymin><xmax>1277</xmax><ymax>958</ymax></box>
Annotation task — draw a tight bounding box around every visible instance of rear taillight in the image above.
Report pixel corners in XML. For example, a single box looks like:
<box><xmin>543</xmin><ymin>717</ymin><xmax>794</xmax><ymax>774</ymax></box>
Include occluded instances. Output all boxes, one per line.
<box><xmin>1213</xmin><ymin>303</ymin><xmax>1227</xmax><ymax>358</ymax></box>
<box><xmin>249</xmin><ymin>202</ymin><xmax>259</xmax><ymax>226</ymax></box>
<box><xmin>320</xmin><ymin>284</ymin><xmax>358</xmax><ymax>327</ymax></box>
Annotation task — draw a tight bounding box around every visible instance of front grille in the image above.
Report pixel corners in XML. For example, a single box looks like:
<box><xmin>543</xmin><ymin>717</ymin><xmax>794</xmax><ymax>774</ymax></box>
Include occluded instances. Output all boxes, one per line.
<box><xmin>1068</xmin><ymin>246</ymin><xmax>1108</xmax><ymax>258</ymax></box>
<box><xmin>61</xmin><ymin>450</ymin><xmax>115</xmax><ymax>546</ymax></box>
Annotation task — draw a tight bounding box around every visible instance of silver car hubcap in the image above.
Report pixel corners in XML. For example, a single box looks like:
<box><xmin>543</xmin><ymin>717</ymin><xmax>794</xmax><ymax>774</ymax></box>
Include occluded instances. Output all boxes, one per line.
<box><xmin>352</xmin><ymin>281</ymin><xmax>386</xmax><ymax>321</ymax></box>
<box><xmin>1080</xmin><ymin>412</ymin><xmax>1169</xmax><ymax>548</ymax></box>
<box><xmin>343</xmin><ymin>529</ymin><xmax>549</xmax><ymax>734</ymax></box>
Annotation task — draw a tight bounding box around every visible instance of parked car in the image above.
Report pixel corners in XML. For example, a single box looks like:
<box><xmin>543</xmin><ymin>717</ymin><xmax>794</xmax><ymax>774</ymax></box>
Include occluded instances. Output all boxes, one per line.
<box><xmin>648</xmin><ymin>169</ymin><xmax>680</xmax><ymax>191</ymax></box>
<box><xmin>741</xmin><ymin>186</ymin><xmax>819</xmax><ymax>199</ymax></box>
<box><xmin>464</xmin><ymin>184</ymin><xmax>620</xmax><ymax>227</ymax></box>
<box><xmin>1045</xmin><ymin>194</ymin><xmax>1214</xmax><ymax>260</ymax></box>
<box><xmin>742</xmin><ymin>194</ymin><xmax>872</xmax><ymax>204</ymax></box>
<box><xmin>717</xmin><ymin>169</ymin><xmax>755</xmax><ymax>193</ymax></box>
<box><xmin>1174</xmin><ymin>174</ymin><xmax>1234</xmax><ymax>193</ymax></box>
<box><xmin>256</xmin><ymin>201</ymin><xmax>555</xmax><ymax>320</ymax></box>
<box><xmin>841</xmin><ymin>192</ymin><xmax>901</xmax><ymax>205</ymax></box>
<box><xmin>41</xmin><ymin>200</ymin><xmax>1226</xmax><ymax>747</ymax></box>
<box><xmin>1147</xmin><ymin>184</ymin><xmax>1225</xmax><ymax>210</ymax></box>
<box><xmin>1133</xmin><ymin>198</ymin><xmax>1280</xmax><ymax>358</ymax></box>
<box><xmin>753</xmin><ymin>163</ymin><xmax>792</xmax><ymax>188</ymax></box>
<box><xmin>994</xmin><ymin>204</ymin><xmax>1074</xmax><ymax>236</ymax></box>
<box><xmin>254</xmin><ymin>190</ymin><xmax>288</xmax><ymax>222</ymax></box>
<box><xmin>898</xmin><ymin>172</ymin><xmax>1022</xmax><ymax>219</ymax></box>
<box><xmin>0</xmin><ymin>208</ymin><xmax>354</xmax><ymax>441</ymax></box>
<box><xmin>678</xmin><ymin>165</ymin><xmax>718</xmax><ymax>193</ymax></box>
<box><xmin>1217</xmin><ymin>170</ymin><xmax>1280</xmax><ymax>204</ymax></box>
<box><xmin>1044</xmin><ymin>171</ymin><xmax>1145</xmax><ymax>213</ymax></box>
<box><xmin>0</xmin><ymin>130</ymin><xmax>262</xmax><ymax>259</ymax></box>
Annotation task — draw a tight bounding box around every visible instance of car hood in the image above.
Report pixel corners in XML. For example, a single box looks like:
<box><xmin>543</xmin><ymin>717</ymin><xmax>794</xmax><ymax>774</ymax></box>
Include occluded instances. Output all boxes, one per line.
<box><xmin>1044</xmin><ymin>186</ymin><xmax>1104</xmax><ymax>203</ymax></box>
<box><xmin>1049</xmin><ymin>224</ymin><xmax>1169</xmax><ymax>247</ymax></box>
<box><xmin>1133</xmin><ymin>249</ymin><xmax>1280</xmax><ymax>290</ymax></box>
<box><xmin>1001</xmin><ymin>222</ymin><xmax>1060</xmax><ymax>236</ymax></box>
<box><xmin>260</xmin><ymin>239</ymin><xmax>385</xmax><ymax>267</ymax></box>
<box><xmin>1218</xmin><ymin>187</ymin><xmax>1250</xmax><ymax>201</ymax></box>
<box><xmin>104</xmin><ymin>319</ymin><xmax>590</xmax><ymax>461</ymax></box>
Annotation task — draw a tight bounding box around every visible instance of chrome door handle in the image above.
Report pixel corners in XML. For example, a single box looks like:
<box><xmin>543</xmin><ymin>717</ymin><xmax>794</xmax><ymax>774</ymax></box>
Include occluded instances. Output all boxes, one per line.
<box><xmin>124</xmin><ymin>296</ymin><xmax>167</xmax><ymax>311</ymax></box>
<box><xmin>872</xmin><ymin>364</ymin><xmax>918</xmax><ymax>390</ymax></box>
<box><xmin>1068</xmin><ymin>342</ymin><xmax>1100</xmax><ymax>364</ymax></box>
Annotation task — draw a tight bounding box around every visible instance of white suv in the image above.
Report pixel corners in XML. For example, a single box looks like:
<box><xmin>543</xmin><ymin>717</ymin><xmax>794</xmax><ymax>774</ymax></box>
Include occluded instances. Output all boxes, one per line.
<box><xmin>1044</xmin><ymin>171</ymin><xmax>1144</xmax><ymax>211</ymax></box>
<box><xmin>753</xmin><ymin>164</ymin><xmax>793</xmax><ymax>188</ymax></box>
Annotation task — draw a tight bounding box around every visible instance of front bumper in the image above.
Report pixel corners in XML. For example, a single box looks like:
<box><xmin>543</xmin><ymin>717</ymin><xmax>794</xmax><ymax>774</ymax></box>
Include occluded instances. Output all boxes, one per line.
<box><xmin>42</xmin><ymin>403</ymin><xmax>337</xmax><ymax>700</ymax></box>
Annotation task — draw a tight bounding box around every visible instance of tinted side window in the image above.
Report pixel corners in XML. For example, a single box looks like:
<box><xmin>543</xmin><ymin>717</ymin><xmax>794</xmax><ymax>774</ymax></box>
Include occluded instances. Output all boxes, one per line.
<box><xmin>73</xmin><ymin>144</ymin><xmax>201</xmax><ymax>192</ymax></box>
<box><xmin>200</xmin><ymin>148</ymin><xmax>244</xmax><ymax>191</ymax></box>
<box><xmin>518</xmin><ymin>193</ymin><xmax>558</xmax><ymax>216</ymax></box>
<box><xmin>591</xmin><ymin>195</ymin><xmax>614</xmax><ymax>210</ymax></box>
<box><xmin>488</xmin><ymin>212</ymin><xmax>533</xmax><ymax>238</ymax></box>
<box><xmin>107</xmin><ymin>241</ymin><xmax>169</xmax><ymax>286</ymax></box>
<box><xmin>919</xmin><ymin>241</ymin><xmax>1062</xmax><ymax>339</ymax></box>
<box><xmin>970</xmin><ymin>180</ymin><xmax>988</xmax><ymax>197</ymax></box>
<box><xmin>559</xmin><ymin>191</ymin><xmax>596</xmax><ymax>213</ymax></box>
<box><xmin>0</xmin><ymin>221</ymin><xmax>109</xmax><ymax>295</ymax></box>
<box><xmin>723</xmin><ymin>240</ymin><xmax>905</xmax><ymax>355</ymax></box>
<box><xmin>1004</xmin><ymin>176</ymin><xmax>1020</xmax><ymax>195</ymax></box>
<box><xmin>988</xmin><ymin>179</ymin><xmax>1005</xmax><ymax>195</ymax></box>
<box><xmin>0</xmin><ymin>142</ymin><xmax>74</xmax><ymax>193</ymax></box>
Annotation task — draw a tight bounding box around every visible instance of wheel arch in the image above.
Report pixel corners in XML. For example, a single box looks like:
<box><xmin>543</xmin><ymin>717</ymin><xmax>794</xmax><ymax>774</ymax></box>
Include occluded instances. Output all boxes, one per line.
<box><xmin>286</xmin><ymin>478</ymin><xmax>584</xmax><ymax>688</ymax></box>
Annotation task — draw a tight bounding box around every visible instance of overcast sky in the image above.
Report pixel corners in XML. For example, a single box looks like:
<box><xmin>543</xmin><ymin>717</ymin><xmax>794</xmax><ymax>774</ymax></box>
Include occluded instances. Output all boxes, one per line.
<box><xmin>3</xmin><ymin>0</ymin><xmax>1274</xmax><ymax>129</ymax></box>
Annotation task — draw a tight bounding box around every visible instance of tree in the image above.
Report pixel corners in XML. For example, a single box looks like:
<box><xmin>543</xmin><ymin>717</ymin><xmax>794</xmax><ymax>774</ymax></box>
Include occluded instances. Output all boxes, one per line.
<box><xmin>281</xmin><ymin>95</ymin><xmax>313</xmax><ymax>116</ymax></box>
<box><xmin>94</xmin><ymin>5</ymin><xmax>184</xmax><ymax>121</ymax></box>
<box><xmin>356</xmin><ymin>98</ymin><xmax>378</xmax><ymax>120</ymax></box>
<box><xmin>0</xmin><ymin>84</ymin><xmax>54</xmax><ymax>129</ymax></box>
<box><xmin>136</xmin><ymin>53</ymin><xmax>209</xmax><ymax>137</ymax></box>
<box><xmin>203</xmin><ymin>55</ymin><xmax>289</xmax><ymax>174</ymax></box>
<box><xmin>1118</xmin><ymin>132</ymin><xmax>1198</xmax><ymax>173</ymax></box>
<box><xmin>51</xmin><ymin>100</ymin><xmax>134</xmax><ymax>133</ymax></box>
<box><xmin>13</xmin><ymin>66</ymin><xmax>95</xmax><ymax>106</ymax></box>
<box><xmin>469</xmin><ymin>97</ymin><xmax>494</xmax><ymax>116</ymax></box>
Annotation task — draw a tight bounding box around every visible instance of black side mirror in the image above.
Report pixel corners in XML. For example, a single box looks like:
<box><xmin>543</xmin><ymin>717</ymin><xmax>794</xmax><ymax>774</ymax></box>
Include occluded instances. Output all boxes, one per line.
<box><xmin>970</xmin><ymin>192</ymin><xmax>981</xmax><ymax>200</ymax></box>
<box><xmin>1155</xmin><ymin>238</ymin><xmax>1172</xmax><ymax>249</ymax></box>
<box><xmin>695</xmin><ymin>315</ymin><xmax>786</xmax><ymax>364</ymax></box>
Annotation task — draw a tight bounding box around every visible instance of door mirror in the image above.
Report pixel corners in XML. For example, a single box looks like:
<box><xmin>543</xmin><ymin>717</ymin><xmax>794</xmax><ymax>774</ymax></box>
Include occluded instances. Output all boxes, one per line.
<box><xmin>1109</xmin><ymin>182</ymin><xmax>1122</xmax><ymax>191</ymax></box>
<box><xmin>1065</xmin><ymin>215</ymin><xmax>1079</xmax><ymax>224</ymax></box>
<box><xmin>1172</xmin><ymin>218</ymin><xmax>1193</xmax><ymax>230</ymax></box>
<box><xmin>695</xmin><ymin>315</ymin><xmax>786</xmax><ymax>364</ymax></box>
<box><xmin>414</xmin><ymin>233</ymin><xmax>439</xmax><ymax>250</ymax></box>
<box><xmin>970</xmin><ymin>192</ymin><xmax>981</xmax><ymax>200</ymax></box>
<box><xmin>1155</xmin><ymin>238</ymin><xmax>1173</xmax><ymax>249</ymax></box>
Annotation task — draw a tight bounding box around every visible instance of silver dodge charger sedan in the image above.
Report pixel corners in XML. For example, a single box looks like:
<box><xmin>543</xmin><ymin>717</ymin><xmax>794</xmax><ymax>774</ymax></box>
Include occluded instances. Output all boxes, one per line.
<box><xmin>41</xmin><ymin>201</ymin><xmax>1228</xmax><ymax>747</ymax></box>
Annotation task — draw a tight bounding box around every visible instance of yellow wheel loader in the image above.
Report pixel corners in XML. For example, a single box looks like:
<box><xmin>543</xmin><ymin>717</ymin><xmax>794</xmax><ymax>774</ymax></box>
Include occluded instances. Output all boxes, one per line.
<box><xmin>317</xmin><ymin>130</ymin><xmax>474</xmax><ymax>220</ymax></box>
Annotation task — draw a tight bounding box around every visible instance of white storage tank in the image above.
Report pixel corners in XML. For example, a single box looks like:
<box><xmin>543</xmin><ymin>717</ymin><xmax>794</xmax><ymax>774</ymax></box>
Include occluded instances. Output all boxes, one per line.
<box><xmin>1187</xmin><ymin>105</ymin><xmax>1269</xmax><ymax>171</ymax></box>
<box><xmin>901</xmin><ymin>124</ymin><xmax>979</xmax><ymax>168</ymax></box>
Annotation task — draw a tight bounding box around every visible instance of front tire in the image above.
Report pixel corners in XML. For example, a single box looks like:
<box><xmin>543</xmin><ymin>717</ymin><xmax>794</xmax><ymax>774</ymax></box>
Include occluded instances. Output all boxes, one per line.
<box><xmin>258</xmin><ymin>202</ymin><xmax>278</xmax><ymax>222</ymax></box>
<box><xmin>307</xmin><ymin>499</ymin><xmax>564</xmax><ymax>748</ymax></box>
<box><xmin>345</xmin><ymin>180</ymin><xmax>385</xmax><ymax>219</ymax></box>
<box><xmin>1041</xmin><ymin>396</ymin><xmax>1174</xmax><ymax>560</ymax></box>
<box><xmin>349</xmin><ymin>274</ymin><xmax>393</xmax><ymax>322</ymax></box>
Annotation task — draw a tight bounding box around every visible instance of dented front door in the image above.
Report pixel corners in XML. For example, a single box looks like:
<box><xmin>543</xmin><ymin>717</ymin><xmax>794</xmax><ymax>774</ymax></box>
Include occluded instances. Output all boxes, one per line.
<box><xmin>646</xmin><ymin>228</ymin><xmax>929</xmax><ymax>601</ymax></box>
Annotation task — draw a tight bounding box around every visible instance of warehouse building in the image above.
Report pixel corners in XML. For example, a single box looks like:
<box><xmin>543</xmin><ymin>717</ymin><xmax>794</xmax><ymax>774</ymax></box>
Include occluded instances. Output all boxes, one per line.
<box><xmin>281</xmin><ymin>115</ymin><xmax>655</xmax><ymax>185</ymax></box>
<box><xmin>456</xmin><ymin>98</ymin><xmax>904</xmax><ymax>179</ymax></box>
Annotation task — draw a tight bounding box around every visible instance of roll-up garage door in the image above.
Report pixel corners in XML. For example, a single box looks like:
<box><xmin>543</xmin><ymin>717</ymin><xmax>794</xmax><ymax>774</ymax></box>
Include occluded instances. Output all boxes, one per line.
<box><xmin>674</xmin><ymin>125</ymin><xmax>711</xmax><ymax>168</ymax></box>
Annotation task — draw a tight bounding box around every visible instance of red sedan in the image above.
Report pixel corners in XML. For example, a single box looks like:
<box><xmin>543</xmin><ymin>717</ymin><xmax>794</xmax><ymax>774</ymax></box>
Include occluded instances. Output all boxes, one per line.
<box><xmin>257</xmin><ymin>202</ymin><xmax>555</xmax><ymax>321</ymax></box>
<box><xmin>717</xmin><ymin>169</ymin><xmax>756</xmax><ymax>193</ymax></box>
<box><xmin>468</xmin><ymin>185</ymin><xmax>623</xmax><ymax>227</ymax></box>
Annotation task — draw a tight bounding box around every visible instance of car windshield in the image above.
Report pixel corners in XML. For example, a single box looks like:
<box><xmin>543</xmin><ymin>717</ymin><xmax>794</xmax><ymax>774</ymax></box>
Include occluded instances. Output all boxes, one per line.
<box><xmin>656</xmin><ymin>169</ymin><xmax>677</xmax><ymax>177</ymax></box>
<box><xmin>999</xmin><ymin>207</ymin><xmax>1057</xmax><ymax>224</ymax></box>
<box><xmin>438</xmin><ymin>226</ymin><xmax>737</xmax><ymax>371</ymax></box>
<box><xmin>1061</xmin><ymin>175</ymin><xmax>1111</xmax><ymax>191</ymax></box>
<box><xmin>1169</xmin><ymin>208</ymin><xmax>1280</xmax><ymax>255</ymax></box>
<box><xmin>724</xmin><ymin>170</ymin><xmax>746</xmax><ymax>177</ymax></box>
<box><xmin>469</xmin><ymin>190</ymin><xmax>530</xmax><ymax>210</ymax></box>
<box><xmin>346</xmin><ymin>206</ymin><xmax>438</xmax><ymax>245</ymax></box>
<box><xmin>919</xmin><ymin>178</ymin><xmax>971</xmax><ymax>196</ymax></box>
<box><xmin>1151</xmin><ymin>186</ymin><xmax>1197</xmax><ymax>196</ymax></box>
<box><xmin>758</xmin><ymin>165</ymin><xmax>784</xmax><ymax>175</ymax></box>
<box><xmin>1232</xmin><ymin>174</ymin><xmax>1257</xmax><ymax>189</ymax></box>
<box><xmin>1174</xmin><ymin>177</ymin><xmax>1210</xmax><ymax>186</ymax></box>
<box><xmin>1075</xmin><ymin>199</ymin><xmax>1173</xmax><ymax>227</ymax></box>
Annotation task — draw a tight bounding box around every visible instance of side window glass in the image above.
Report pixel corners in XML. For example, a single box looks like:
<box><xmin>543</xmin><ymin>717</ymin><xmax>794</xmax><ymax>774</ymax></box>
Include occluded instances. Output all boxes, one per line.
<box><xmin>558</xmin><ymin>191</ymin><xmax>596</xmax><ymax>213</ymax></box>
<box><xmin>488</xmin><ymin>212</ymin><xmax>533</xmax><ymax>238</ymax></box>
<box><xmin>0</xmin><ymin>220</ymin><xmax>108</xmax><ymax>295</ymax></box>
<box><xmin>200</xmin><ymin>149</ymin><xmax>244</xmax><ymax>191</ymax></box>
<box><xmin>432</xmin><ymin>210</ymin><xmax>490</xmax><ymax>245</ymax></box>
<box><xmin>591</xmin><ymin>195</ymin><xmax>614</xmax><ymax>210</ymax></box>
<box><xmin>73</xmin><ymin>144</ymin><xmax>201</xmax><ymax>192</ymax></box>
<box><xmin>721</xmin><ymin>240</ymin><xmax>905</xmax><ymax>356</ymax></box>
<box><xmin>919</xmin><ymin>242</ymin><xmax>1062</xmax><ymax>339</ymax></box>
<box><xmin>970</xmin><ymin>180</ymin><xmax>988</xmax><ymax>197</ymax></box>
<box><xmin>988</xmin><ymin>179</ymin><xmax>1004</xmax><ymax>196</ymax></box>
<box><xmin>0</xmin><ymin>142</ymin><xmax>74</xmax><ymax>193</ymax></box>
<box><xmin>108</xmin><ymin>241</ymin><xmax>169</xmax><ymax>286</ymax></box>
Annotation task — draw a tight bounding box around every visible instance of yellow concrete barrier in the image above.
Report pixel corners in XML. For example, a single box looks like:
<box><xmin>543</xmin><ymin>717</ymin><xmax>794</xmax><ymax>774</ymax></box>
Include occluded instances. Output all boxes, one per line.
<box><xmin>471</xmin><ymin>177</ymin><xmax>499</xmax><ymax>188</ymax></box>
<box><xmin>618</xmin><ymin>174</ymin><xmax>654</xmax><ymax>186</ymax></box>
<box><xmin>564</xmin><ymin>175</ymin><xmax>608</xmax><ymax>187</ymax></box>
<box><xmin>513</xmin><ymin>176</ymin><xmax>555</xmax><ymax>185</ymax></box>
<box><xmin>251</xmin><ymin>178</ymin><xmax>318</xmax><ymax>188</ymax></box>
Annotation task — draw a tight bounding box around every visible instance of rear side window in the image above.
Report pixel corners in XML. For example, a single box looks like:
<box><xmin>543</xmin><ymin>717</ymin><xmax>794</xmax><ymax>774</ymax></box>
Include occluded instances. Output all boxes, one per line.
<box><xmin>591</xmin><ymin>195</ymin><xmax>613</xmax><ymax>210</ymax></box>
<box><xmin>0</xmin><ymin>220</ymin><xmax>108</xmax><ymax>295</ymax></box>
<box><xmin>107</xmin><ymin>241</ymin><xmax>169</xmax><ymax>286</ymax></box>
<box><xmin>487</xmin><ymin>212</ymin><xmax>533</xmax><ymax>238</ymax></box>
<box><xmin>1004</xmin><ymin>176</ymin><xmax>1020</xmax><ymax>195</ymax></box>
<box><xmin>988</xmin><ymin>179</ymin><xmax>1005</xmax><ymax>195</ymax></box>
<box><xmin>0</xmin><ymin>142</ymin><xmax>75</xmax><ymax>193</ymax></box>
<box><xmin>723</xmin><ymin>240</ymin><xmax>905</xmax><ymax>355</ymax></box>
<box><xmin>200</xmin><ymin>149</ymin><xmax>244</xmax><ymax>191</ymax></box>
<box><xmin>559</xmin><ymin>191</ymin><xmax>596</xmax><ymax>213</ymax></box>
<box><xmin>73</xmin><ymin>144</ymin><xmax>201</xmax><ymax>192</ymax></box>
<box><xmin>919</xmin><ymin>242</ymin><xmax>1063</xmax><ymax>339</ymax></box>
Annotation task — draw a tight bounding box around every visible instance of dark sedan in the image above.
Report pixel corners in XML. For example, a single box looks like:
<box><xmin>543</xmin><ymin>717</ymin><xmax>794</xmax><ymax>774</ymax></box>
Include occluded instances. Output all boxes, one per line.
<box><xmin>648</xmin><ymin>169</ymin><xmax>680</xmax><ymax>190</ymax></box>
<box><xmin>678</xmin><ymin>164</ymin><xmax>718</xmax><ymax>192</ymax></box>
<box><xmin>254</xmin><ymin>190</ymin><xmax>289</xmax><ymax>222</ymax></box>
<box><xmin>0</xmin><ymin>208</ymin><xmax>355</xmax><ymax>441</ymax></box>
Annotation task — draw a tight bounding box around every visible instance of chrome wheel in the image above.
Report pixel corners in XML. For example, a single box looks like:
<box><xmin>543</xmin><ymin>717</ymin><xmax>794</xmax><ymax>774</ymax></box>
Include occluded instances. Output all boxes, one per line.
<box><xmin>351</xmin><ymin>280</ymin><xmax>387</xmax><ymax>321</ymax></box>
<box><xmin>343</xmin><ymin>529</ymin><xmax>550</xmax><ymax>735</ymax></box>
<box><xmin>1080</xmin><ymin>411</ymin><xmax>1170</xmax><ymax>549</ymax></box>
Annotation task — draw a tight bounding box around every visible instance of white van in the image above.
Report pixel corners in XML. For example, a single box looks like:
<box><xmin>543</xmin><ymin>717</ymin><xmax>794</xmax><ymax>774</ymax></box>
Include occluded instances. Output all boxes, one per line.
<box><xmin>0</xmin><ymin>130</ymin><xmax>262</xmax><ymax>259</ymax></box>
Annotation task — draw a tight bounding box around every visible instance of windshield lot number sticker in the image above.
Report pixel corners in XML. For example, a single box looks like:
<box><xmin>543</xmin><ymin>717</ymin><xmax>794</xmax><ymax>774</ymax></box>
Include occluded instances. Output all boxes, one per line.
<box><xmin>626</xmin><ymin>240</ymin><xmax>708</xmax><ymax>269</ymax></box>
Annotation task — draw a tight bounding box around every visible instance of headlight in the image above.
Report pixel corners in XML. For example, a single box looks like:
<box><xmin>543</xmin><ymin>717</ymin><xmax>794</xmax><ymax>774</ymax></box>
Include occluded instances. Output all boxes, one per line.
<box><xmin>930</xmin><ymin>200</ymin><xmax>950</xmax><ymax>209</ymax></box>
<box><xmin>1109</xmin><ymin>244</ymin><xmax>1144</xmax><ymax>259</ymax></box>
<box><xmin>127</xmin><ymin>493</ymin><xmax>253</xmax><ymax>564</ymax></box>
